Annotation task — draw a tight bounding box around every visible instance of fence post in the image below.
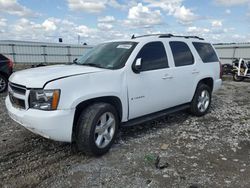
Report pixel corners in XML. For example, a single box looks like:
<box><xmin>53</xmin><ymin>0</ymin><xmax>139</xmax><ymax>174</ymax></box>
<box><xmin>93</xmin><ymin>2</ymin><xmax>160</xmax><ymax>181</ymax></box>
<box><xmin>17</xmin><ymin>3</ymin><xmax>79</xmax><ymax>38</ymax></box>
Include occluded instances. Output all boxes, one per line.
<box><xmin>10</xmin><ymin>44</ymin><xmax>16</xmax><ymax>63</ymax></box>
<box><xmin>67</xmin><ymin>46</ymin><xmax>71</xmax><ymax>63</ymax></box>
<box><xmin>42</xmin><ymin>45</ymin><xmax>47</xmax><ymax>64</ymax></box>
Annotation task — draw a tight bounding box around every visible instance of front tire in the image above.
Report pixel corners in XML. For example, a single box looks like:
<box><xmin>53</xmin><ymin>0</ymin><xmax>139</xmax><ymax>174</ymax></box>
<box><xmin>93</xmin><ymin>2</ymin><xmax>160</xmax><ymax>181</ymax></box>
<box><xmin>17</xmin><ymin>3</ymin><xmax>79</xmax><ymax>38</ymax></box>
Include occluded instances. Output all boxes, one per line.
<box><xmin>75</xmin><ymin>103</ymin><xmax>119</xmax><ymax>156</ymax></box>
<box><xmin>190</xmin><ymin>84</ymin><xmax>211</xmax><ymax>117</ymax></box>
<box><xmin>0</xmin><ymin>74</ymin><xmax>8</xmax><ymax>93</ymax></box>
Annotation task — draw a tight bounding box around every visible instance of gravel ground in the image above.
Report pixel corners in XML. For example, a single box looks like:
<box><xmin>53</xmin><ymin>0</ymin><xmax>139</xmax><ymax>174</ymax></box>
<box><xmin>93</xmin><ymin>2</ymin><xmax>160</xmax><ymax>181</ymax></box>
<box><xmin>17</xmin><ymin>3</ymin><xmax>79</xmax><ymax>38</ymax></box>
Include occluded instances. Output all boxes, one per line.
<box><xmin>0</xmin><ymin>78</ymin><xmax>250</xmax><ymax>188</ymax></box>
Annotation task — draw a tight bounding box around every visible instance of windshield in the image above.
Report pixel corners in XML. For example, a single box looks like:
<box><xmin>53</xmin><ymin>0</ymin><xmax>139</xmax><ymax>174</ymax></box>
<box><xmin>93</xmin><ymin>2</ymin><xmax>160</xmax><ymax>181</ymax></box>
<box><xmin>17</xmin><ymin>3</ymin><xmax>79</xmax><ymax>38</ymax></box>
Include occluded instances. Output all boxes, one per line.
<box><xmin>75</xmin><ymin>42</ymin><xmax>137</xmax><ymax>69</ymax></box>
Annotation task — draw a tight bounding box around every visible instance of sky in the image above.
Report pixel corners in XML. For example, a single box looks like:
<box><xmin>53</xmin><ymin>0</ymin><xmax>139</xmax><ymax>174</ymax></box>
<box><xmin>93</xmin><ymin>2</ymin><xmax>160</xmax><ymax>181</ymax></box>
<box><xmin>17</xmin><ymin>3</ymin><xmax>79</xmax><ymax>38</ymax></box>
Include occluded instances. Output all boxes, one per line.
<box><xmin>0</xmin><ymin>0</ymin><xmax>250</xmax><ymax>45</ymax></box>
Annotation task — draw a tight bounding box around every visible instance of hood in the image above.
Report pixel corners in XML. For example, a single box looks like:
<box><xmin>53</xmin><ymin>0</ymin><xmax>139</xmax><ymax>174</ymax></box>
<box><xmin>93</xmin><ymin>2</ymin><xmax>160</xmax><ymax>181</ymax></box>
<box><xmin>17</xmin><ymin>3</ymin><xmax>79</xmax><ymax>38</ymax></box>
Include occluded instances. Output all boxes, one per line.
<box><xmin>9</xmin><ymin>64</ymin><xmax>106</xmax><ymax>88</ymax></box>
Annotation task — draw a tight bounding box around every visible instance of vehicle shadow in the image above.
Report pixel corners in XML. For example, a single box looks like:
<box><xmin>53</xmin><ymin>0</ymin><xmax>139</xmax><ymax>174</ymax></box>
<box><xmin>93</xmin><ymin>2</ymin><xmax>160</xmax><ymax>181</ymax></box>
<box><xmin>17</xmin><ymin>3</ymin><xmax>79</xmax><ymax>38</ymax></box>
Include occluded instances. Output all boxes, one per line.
<box><xmin>117</xmin><ymin>110</ymin><xmax>190</xmax><ymax>142</ymax></box>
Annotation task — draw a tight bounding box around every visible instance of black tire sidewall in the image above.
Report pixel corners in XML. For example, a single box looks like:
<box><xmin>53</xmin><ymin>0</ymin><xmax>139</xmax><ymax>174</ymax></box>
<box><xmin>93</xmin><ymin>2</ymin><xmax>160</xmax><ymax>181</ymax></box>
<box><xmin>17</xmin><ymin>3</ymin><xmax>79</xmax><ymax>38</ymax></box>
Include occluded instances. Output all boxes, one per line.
<box><xmin>76</xmin><ymin>103</ymin><xmax>119</xmax><ymax>156</ymax></box>
<box><xmin>0</xmin><ymin>74</ymin><xmax>8</xmax><ymax>93</ymax></box>
<box><xmin>89</xmin><ymin>105</ymin><xmax>119</xmax><ymax>155</ymax></box>
<box><xmin>191</xmin><ymin>84</ymin><xmax>211</xmax><ymax>116</ymax></box>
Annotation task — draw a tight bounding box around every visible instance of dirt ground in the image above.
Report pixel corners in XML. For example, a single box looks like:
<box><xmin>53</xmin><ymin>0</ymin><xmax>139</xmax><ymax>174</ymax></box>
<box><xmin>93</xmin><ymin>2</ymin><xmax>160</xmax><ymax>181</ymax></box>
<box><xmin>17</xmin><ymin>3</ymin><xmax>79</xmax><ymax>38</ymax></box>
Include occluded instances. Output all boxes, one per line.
<box><xmin>0</xmin><ymin>77</ymin><xmax>250</xmax><ymax>188</ymax></box>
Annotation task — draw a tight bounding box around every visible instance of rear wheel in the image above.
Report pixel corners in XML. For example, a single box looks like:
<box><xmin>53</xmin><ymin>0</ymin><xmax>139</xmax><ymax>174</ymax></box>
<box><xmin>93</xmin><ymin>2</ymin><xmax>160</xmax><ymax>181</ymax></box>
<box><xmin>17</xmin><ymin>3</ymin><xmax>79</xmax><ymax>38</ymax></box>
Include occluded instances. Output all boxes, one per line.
<box><xmin>190</xmin><ymin>84</ymin><xmax>211</xmax><ymax>116</ymax></box>
<box><xmin>0</xmin><ymin>74</ymin><xmax>7</xmax><ymax>93</ymax></box>
<box><xmin>75</xmin><ymin>103</ymin><xmax>119</xmax><ymax>156</ymax></box>
<box><xmin>233</xmin><ymin>73</ymin><xmax>244</xmax><ymax>82</ymax></box>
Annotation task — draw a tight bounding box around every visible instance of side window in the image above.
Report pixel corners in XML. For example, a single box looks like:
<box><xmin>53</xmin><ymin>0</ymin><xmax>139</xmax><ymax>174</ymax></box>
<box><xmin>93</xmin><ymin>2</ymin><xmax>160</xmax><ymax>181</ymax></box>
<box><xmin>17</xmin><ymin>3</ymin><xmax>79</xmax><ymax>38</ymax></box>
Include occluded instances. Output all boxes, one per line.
<box><xmin>193</xmin><ymin>42</ymin><xmax>219</xmax><ymax>63</ymax></box>
<box><xmin>170</xmin><ymin>41</ymin><xmax>194</xmax><ymax>67</ymax></box>
<box><xmin>136</xmin><ymin>42</ymin><xmax>168</xmax><ymax>71</ymax></box>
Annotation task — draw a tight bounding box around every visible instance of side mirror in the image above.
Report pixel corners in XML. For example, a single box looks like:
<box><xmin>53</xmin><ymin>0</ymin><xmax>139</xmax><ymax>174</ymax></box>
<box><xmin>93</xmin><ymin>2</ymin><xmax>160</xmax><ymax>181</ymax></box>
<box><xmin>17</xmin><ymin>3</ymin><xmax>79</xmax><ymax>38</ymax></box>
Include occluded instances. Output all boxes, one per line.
<box><xmin>133</xmin><ymin>58</ymin><xmax>142</xmax><ymax>73</ymax></box>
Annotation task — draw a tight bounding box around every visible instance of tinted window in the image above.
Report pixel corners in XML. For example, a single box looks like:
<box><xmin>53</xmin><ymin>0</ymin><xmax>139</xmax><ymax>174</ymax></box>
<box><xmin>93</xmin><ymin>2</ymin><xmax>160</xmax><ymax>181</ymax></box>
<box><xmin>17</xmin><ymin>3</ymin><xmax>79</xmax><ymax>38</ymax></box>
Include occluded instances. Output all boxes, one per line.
<box><xmin>170</xmin><ymin>41</ymin><xmax>194</xmax><ymax>67</ymax></box>
<box><xmin>193</xmin><ymin>42</ymin><xmax>219</xmax><ymax>63</ymax></box>
<box><xmin>136</xmin><ymin>42</ymin><xmax>168</xmax><ymax>71</ymax></box>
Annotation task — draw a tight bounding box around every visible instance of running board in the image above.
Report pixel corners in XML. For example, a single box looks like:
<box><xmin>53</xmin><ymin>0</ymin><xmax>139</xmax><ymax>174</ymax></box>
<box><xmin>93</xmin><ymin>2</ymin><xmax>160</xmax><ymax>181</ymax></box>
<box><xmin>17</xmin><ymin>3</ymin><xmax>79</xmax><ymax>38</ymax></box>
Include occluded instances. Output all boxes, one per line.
<box><xmin>121</xmin><ymin>103</ymin><xmax>190</xmax><ymax>127</ymax></box>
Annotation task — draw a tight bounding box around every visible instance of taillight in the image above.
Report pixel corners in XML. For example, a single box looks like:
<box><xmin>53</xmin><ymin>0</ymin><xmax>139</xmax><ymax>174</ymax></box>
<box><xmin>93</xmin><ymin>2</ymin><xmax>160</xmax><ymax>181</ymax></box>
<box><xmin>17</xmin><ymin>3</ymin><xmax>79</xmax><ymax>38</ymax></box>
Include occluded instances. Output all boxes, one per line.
<box><xmin>219</xmin><ymin>61</ymin><xmax>222</xmax><ymax>79</ymax></box>
<box><xmin>8</xmin><ymin>59</ymin><xmax>14</xmax><ymax>69</ymax></box>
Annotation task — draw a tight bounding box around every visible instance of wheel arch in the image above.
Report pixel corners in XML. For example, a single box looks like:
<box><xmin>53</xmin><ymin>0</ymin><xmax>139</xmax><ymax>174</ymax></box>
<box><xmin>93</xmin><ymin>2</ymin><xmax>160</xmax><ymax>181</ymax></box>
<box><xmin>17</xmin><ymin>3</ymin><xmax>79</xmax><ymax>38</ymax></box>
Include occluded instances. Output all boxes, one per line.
<box><xmin>191</xmin><ymin>77</ymin><xmax>214</xmax><ymax>101</ymax></box>
<box><xmin>71</xmin><ymin>96</ymin><xmax>123</xmax><ymax>142</ymax></box>
<box><xmin>197</xmin><ymin>77</ymin><xmax>214</xmax><ymax>91</ymax></box>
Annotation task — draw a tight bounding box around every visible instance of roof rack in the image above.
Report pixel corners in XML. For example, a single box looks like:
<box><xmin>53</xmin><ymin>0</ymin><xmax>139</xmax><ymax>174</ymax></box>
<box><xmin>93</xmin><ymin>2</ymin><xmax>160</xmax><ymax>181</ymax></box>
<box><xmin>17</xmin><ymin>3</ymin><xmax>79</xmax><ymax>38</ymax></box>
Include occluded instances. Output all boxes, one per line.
<box><xmin>131</xmin><ymin>34</ymin><xmax>204</xmax><ymax>40</ymax></box>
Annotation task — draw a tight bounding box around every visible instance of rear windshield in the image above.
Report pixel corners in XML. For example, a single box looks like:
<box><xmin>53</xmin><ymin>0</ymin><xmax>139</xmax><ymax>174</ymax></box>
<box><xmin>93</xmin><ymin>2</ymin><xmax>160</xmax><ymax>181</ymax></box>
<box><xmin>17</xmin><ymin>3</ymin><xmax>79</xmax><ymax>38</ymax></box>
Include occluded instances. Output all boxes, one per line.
<box><xmin>193</xmin><ymin>42</ymin><xmax>219</xmax><ymax>63</ymax></box>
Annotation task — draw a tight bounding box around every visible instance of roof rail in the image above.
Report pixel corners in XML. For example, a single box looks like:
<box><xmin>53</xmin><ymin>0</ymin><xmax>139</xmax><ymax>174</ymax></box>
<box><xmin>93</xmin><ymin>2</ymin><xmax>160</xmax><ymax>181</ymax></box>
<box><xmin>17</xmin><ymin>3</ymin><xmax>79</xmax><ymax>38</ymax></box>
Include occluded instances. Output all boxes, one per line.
<box><xmin>131</xmin><ymin>34</ymin><xmax>165</xmax><ymax>39</ymax></box>
<box><xmin>159</xmin><ymin>34</ymin><xmax>204</xmax><ymax>40</ymax></box>
<box><xmin>131</xmin><ymin>34</ymin><xmax>204</xmax><ymax>40</ymax></box>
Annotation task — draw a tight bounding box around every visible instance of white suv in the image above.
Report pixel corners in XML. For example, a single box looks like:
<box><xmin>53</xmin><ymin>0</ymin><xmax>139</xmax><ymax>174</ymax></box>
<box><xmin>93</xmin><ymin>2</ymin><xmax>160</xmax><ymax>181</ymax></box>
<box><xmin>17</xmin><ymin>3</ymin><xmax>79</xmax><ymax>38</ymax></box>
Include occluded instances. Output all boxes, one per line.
<box><xmin>5</xmin><ymin>34</ymin><xmax>222</xmax><ymax>155</ymax></box>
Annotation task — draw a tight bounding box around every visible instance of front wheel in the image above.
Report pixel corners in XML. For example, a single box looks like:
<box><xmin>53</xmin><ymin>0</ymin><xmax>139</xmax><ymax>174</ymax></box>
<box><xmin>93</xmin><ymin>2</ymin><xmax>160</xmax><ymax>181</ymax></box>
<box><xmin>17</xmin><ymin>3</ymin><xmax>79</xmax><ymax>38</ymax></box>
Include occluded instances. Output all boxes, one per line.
<box><xmin>190</xmin><ymin>84</ymin><xmax>211</xmax><ymax>117</ymax></box>
<box><xmin>233</xmin><ymin>74</ymin><xmax>244</xmax><ymax>82</ymax></box>
<box><xmin>75</xmin><ymin>103</ymin><xmax>119</xmax><ymax>156</ymax></box>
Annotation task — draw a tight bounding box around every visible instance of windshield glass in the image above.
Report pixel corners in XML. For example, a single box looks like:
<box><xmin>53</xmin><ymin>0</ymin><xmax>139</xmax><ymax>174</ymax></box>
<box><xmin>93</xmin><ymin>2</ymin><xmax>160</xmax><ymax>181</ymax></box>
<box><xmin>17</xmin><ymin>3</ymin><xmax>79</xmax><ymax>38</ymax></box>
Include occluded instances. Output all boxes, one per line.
<box><xmin>75</xmin><ymin>42</ymin><xmax>137</xmax><ymax>69</ymax></box>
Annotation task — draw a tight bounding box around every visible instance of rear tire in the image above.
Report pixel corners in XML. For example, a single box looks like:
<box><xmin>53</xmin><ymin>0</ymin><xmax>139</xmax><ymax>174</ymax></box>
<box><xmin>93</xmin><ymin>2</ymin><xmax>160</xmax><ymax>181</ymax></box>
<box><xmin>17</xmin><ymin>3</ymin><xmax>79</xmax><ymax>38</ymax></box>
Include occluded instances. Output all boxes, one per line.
<box><xmin>0</xmin><ymin>74</ymin><xmax>8</xmax><ymax>93</ymax></box>
<box><xmin>75</xmin><ymin>103</ymin><xmax>119</xmax><ymax>156</ymax></box>
<box><xmin>190</xmin><ymin>84</ymin><xmax>211</xmax><ymax>117</ymax></box>
<box><xmin>233</xmin><ymin>74</ymin><xmax>244</xmax><ymax>82</ymax></box>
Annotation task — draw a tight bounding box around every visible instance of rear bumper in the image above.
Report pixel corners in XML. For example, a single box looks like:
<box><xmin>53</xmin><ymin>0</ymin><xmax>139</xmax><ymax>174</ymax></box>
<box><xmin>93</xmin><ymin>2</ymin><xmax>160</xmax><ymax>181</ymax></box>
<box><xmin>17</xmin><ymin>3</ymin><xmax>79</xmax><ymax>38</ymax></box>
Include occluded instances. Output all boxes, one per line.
<box><xmin>5</xmin><ymin>96</ymin><xmax>75</xmax><ymax>142</ymax></box>
<box><xmin>213</xmin><ymin>79</ymin><xmax>222</xmax><ymax>92</ymax></box>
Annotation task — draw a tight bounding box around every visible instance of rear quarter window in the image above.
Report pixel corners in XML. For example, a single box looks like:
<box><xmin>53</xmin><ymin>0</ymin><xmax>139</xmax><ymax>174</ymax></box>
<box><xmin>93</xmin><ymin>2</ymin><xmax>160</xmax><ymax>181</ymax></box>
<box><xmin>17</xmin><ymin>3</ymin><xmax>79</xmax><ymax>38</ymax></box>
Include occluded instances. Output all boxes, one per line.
<box><xmin>193</xmin><ymin>42</ymin><xmax>219</xmax><ymax>63</ymax></box>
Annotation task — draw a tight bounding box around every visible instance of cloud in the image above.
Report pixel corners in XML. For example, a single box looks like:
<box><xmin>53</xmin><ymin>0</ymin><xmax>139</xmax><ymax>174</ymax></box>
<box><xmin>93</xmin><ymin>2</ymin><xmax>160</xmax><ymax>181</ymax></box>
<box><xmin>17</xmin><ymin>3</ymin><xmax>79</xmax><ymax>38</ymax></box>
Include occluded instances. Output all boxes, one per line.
<box><xmin>97</xmin><ymin>23</ymin><xmax>113</xmax><ymax>30</ymax></box>
<box><xmin>211</xmin><ymin>20</ymin><xmax>222</xmax><ymax>27</ymax></box>
<box><xmin>0</xmin><ymin>18</ymin><xmax>7</xmax><ymax>27</ymax></box>
<box><xmin>42</xmin><ymin>19</ymin><xmax>57</xmax><ymax>31</ymax></box>
<box><xmin>145</xmin><ymin>0</ymin><xmax>198</xmax><ymax>24</ymax></box>
<box><xmin>108</xmin><ymin>0</ymin><xmax>128</xmax><ymax>10</ymax></box>
<box><xmin>67</xmin><ymin>0</ymin><xmax>106</xmax><ymax>13</ymax></box>
<box><xmin>125</xmin><ymin>3</ymin><xmax>162</xmax><ymax>28</ymax></box>
<box><xmin>75</xmin><ymin>24</ymin><xmax>98</xmax><ymax>38</ymax></box>
<box><xmin>214</xmin><ymin>0</ymin><xmax>249</xmax><ymax>6</ymax></box>
<box><xmin>173</xmin><ymin>6</ymin><xmax>198</xmax><ymax>24</ymax></box>
<box><xmin>0</xmin><ymin>0</ymin><xmax>35</xmax><ymax>17</ymax></box>
<box><xmin>67</xmin><ymin>0</ymin><xmax>131</xmax><ymax>13</ymax></box>
<box><xmin>98</xmin><ymin>16</ymin><xmax>115</xmax><ymax>23</ymax></box>
<box><xmin>187</xmin><ymin>26</ymin><xmax>210</xmax><ymax>34</ymax></box>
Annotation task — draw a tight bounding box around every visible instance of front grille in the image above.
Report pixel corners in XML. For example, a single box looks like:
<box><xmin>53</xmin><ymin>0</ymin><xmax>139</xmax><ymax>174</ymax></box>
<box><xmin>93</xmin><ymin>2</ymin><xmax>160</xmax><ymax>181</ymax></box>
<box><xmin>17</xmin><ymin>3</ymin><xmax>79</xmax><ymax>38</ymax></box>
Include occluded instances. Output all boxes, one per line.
<box><xmin>9</xmin><ymin>82</ymin><xmax>27</xmax><ymax>109</ymax></box>
<box><xmin>9</xmin><ymin>93</ymin><xmax>26</xmax><ymax>109</ymax></box>
<box><xmin>9</xmin><ymin>83</ymin><xmax>26</xmax><ymax>95</ymax></box>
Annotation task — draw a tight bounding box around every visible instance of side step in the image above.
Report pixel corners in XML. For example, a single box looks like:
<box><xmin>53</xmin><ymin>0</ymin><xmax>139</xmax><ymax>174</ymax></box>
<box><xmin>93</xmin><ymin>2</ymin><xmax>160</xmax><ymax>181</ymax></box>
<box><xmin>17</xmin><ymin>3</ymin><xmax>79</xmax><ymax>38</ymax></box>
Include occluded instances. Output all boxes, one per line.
<box><xmin>121</xmin><ymin>103</ymin><xmax>190</xmax><ymax>127</ymax></box>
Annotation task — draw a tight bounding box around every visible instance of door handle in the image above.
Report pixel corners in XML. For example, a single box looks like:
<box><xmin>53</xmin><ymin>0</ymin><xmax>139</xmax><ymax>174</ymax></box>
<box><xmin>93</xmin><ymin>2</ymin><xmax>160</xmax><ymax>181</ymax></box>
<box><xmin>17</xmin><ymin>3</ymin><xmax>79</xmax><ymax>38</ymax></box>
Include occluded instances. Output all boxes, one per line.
<box><xmin>192</xmin><ymin>70</ymin><xmax>200</xmax><ymax>74</ymax></box>
<box><xmin>162</xmin><ymin>75</ymin><xmax>173</xmax><ymax>80</ymax></box>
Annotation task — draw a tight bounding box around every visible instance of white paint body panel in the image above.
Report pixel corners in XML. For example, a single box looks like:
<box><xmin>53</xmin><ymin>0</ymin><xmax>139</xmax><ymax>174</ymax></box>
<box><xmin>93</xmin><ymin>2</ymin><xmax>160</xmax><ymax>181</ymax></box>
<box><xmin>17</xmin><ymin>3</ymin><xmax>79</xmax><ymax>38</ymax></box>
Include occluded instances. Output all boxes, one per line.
<box><xmin>6</xmin><ymin>36</ymin><xmax>222</xmax><ymax>142</ymax></box>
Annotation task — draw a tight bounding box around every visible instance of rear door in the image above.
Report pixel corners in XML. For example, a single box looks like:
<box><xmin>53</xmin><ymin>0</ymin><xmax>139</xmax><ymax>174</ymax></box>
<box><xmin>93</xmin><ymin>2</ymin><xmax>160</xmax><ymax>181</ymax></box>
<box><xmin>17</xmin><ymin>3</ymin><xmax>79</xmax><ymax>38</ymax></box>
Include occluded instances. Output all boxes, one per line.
<box><xmin>166</xmin><ymin>41</ymin><xmax>199</xmax><ymax>104</ymax></box>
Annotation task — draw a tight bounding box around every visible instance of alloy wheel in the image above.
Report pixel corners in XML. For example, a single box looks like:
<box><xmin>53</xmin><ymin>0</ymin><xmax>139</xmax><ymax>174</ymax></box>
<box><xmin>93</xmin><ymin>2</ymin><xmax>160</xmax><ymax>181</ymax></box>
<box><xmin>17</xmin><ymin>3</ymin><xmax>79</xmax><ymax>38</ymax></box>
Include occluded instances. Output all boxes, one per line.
<box><xmin>94</xmin><ymin>112</ymin><xmax>116</xmax><ymax>148</ymax></box>
<box><xmin>197</xmin><ymin>90</ymin><xmax>210</xmax><ymax>113</ymax></box>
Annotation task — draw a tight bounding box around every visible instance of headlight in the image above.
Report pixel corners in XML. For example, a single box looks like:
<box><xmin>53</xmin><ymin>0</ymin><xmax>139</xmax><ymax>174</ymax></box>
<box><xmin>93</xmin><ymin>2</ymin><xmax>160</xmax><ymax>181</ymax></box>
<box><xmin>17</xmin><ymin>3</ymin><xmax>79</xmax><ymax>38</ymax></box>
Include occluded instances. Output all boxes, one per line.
<box><xmin>29</xmin><ymin>89</ymin><xmax>60</xmax><ymax>110</ymax></box>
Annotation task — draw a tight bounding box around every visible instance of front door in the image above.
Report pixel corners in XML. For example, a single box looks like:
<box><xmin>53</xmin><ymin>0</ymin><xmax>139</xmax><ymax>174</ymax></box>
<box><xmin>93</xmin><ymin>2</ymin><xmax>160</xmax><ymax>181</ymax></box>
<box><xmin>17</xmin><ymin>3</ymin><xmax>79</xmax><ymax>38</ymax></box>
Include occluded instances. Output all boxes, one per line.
<box><xmin>127</xmin><ymin>41</ymin><xmax>174</xmax><ymax>120</ymax></box>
